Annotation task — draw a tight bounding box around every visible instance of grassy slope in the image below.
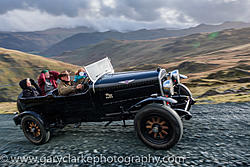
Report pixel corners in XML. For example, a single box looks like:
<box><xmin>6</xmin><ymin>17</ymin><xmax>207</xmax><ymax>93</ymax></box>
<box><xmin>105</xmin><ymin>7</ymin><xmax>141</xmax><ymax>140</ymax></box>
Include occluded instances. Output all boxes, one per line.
<box><xmin>0</xmin><ymin>48</ymin><xmax>79</xmax><ymax>102</ymax></box>
<box><xmin>0</xmin><ymin>102</ymin><xmax>17</xmax><ymax>114</ymax></box>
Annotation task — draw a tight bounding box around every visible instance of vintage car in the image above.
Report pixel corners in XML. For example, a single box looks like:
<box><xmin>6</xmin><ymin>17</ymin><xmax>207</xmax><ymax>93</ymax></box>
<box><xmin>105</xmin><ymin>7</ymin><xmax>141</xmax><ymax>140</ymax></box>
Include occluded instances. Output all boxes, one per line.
<box><xmin>13</xmin><ymin>57</ymin><xmax>195</xmax><ymax>149</ymax></box>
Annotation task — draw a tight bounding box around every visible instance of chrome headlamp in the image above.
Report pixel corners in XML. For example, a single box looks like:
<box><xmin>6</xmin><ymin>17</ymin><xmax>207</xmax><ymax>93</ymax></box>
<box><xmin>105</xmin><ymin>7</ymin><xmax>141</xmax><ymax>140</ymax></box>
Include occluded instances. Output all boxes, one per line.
<box><xmin>163</xmin><ymin>79</ymin><xmax>174</xmax><ymax>95</ymax></box>
<box><xmin>170</xmin><ymin>70</ymin><xmax>180</xmax><ymax>84</ymax></box>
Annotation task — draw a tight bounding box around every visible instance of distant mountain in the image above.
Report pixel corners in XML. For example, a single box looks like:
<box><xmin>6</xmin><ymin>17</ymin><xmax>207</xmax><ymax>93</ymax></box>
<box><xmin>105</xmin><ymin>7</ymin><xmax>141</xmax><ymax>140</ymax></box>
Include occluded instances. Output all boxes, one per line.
<box><xmin>0</xmin><ymin>48</ymin><xmax>79</xmax><ymax>102</ymax></box>
<box><xmin>42</xmin><ymin>21</ymin><xmax>250</xmax><ymax>56</ymax></box>
<box><xmin>52</xmin><ymin>27</ymin><xmax>250</xmax><ymax>70</ymax></box>
<box><xmin>0</xmin><ymin>26</ymin><xmax>95</xmax><ymax>54</ymax></box>
<box><xmin>190</xmin><ymin>21</ymin><xmax>250</xmax><ymax>32</ymax></box>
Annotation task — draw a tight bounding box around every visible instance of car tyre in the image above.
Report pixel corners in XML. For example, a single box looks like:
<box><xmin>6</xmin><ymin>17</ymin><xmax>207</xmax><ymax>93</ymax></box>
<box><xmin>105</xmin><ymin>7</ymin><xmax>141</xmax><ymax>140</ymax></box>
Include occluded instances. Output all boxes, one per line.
<box><xmin>134</xmin><ymin>103</ymin><xmax>183</xmax><ymax>149</ymax></box>
<box><xmin>21</xmin><ymin>115</ymin><xmax>50</xmax><ymax>145</ymax></box>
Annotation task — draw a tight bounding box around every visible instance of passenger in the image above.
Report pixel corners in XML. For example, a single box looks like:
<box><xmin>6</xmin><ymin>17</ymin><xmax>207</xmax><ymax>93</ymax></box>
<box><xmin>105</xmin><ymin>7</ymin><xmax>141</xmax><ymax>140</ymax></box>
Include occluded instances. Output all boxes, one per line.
<box><xmin>58</xmin><ymin>71</ymin><xmax>83</xmax><ymax>96</ymax></box>
<box><xmin>38</xmin><ymin>70</ymin><xmax>59</xmax><ymax>95</ymax></box>
<box><xmin>74</xmin><ymin>68</ymin><xmax>88</xmax><ymax>85</ymax></box>
<box><xmin>19</xmin><ymin>78</ymin><xmax>42</xmax><ymax>98</ymax></box>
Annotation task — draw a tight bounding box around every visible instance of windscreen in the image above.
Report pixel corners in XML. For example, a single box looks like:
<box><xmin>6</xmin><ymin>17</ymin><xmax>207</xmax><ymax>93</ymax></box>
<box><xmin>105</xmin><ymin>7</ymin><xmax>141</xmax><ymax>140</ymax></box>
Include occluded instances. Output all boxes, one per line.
<box><xmin>84</xmin><ymin>57</ymin><xmax>114</xmax><ymax>83</ymax></box>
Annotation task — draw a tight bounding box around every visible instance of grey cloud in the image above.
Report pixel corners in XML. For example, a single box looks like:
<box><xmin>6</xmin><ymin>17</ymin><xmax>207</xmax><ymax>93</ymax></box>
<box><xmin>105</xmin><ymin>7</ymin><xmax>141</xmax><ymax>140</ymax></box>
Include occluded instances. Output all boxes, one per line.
<box><xmin>0</xmin><ymin>0</ymin><xmax>249</xmax><ymax>31</ymax></box>
<box><xmin>0</xmin><ymin>0</ymin><xmax>25</xmax><ymax>14</ymax></box>
<box><xmin>171</xmin><ymin>0</ymin><xmax>250</xmax><ymax>23</ymax></box>
<box><xmin>0</xmin><ymin>0</ymin><xmax>89</xmax><ymax>16</ymax></box>
<box><xmin>24</xmin><ymin>0</ymin><xmax>89</xmax><ymax>17</ymax></box>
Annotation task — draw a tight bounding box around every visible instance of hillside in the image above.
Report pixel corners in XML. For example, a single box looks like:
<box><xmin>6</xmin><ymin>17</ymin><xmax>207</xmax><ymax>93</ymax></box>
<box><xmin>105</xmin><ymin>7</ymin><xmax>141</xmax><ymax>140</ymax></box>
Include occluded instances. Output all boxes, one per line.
<box><xmin>53</xmin><ymin>27</ymin><xmax>250</xmax><ymax>103</ymax></box>
<box><xmin>0</xmin><ymin>48</ymin><xmax>79</xmax><ymax>102</ymax></box>
<box><xmin>0</xmin><ymin>26</ymin><xmax>95</xmax><ymax>54</ymax></box>
<box><xmin>42</xmin><ymin>21</ymin><xmax>250</xmax><ymax>56</ymax></box>
<box><xmin>53</xmin><ymin>27</ymin><xmax>250</xmax><ymax>69</ymax></box>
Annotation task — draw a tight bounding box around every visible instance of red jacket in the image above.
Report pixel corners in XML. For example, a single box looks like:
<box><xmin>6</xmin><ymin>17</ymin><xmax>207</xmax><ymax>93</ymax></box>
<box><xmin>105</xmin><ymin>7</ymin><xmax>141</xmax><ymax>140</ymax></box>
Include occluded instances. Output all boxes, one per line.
<box><xmin>38</xmin><ymin>71</ymin><xmax>59</xmax><ymax>95</ymax></box>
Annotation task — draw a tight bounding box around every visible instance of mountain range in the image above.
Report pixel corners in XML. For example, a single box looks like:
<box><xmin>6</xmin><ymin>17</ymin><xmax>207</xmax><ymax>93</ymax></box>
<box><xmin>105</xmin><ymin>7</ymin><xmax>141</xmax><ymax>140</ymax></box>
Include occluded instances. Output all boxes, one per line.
<box><xmin>53</xmin><ymin>27</ymin><xmax>250</xmax><ymax>71</ymax></box>
<box><xmin>42</xmin><ymin>21</ymin><xmax>250</xmax><ymax>56</ymax></box>
<box><xmin>0</xmin><ymin>21</ymin><xmax>250</xmax><ymax>56</ymax></box>
<box><xmin>0</xmin><ymin>26</ymin><xmax>95</xmax><ymax>54</ymax></box>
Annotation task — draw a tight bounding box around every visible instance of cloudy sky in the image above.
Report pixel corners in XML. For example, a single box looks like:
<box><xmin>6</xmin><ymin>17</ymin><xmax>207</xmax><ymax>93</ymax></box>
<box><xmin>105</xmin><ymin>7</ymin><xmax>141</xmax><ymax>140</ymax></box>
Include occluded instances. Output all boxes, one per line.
<box><xmin>0</xmin><ymin>0</ymin><xmax>249</xmax><ymax>32</ymax></box>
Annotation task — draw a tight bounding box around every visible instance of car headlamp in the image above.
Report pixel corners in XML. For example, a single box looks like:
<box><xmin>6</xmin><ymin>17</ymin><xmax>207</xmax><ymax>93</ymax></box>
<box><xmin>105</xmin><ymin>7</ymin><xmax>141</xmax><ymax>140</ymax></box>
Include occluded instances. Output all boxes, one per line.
<box><xmin>171</xmin><ymin>70</ymin><xmax>180</xmax><ymax>84</ymax></box>
<box><xmin>163</xmin><ymin>80</ymin><xmax>174</xmax><ymax>95</ymax></box>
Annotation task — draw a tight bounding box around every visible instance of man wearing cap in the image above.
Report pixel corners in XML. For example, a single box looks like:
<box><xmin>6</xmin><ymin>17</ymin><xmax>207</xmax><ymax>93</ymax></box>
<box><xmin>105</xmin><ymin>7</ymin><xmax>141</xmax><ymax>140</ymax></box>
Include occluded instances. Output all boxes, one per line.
<box><xmin>38</xmin><ymin>70</ymin><xmax>60</xmax><ymax>95</ymax></box>
<box><xmin>58</xmin><ymin>71</ymin><xmax>83</xmax><ymax>96</ymax></box>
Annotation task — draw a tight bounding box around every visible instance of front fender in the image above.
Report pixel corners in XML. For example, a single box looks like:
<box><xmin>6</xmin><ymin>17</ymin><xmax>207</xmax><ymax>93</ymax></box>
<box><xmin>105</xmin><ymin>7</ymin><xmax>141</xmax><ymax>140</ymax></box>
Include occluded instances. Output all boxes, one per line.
<box><xmin>13</xmin><ymin>111</ymin><xmax>45</xmax><ymax>126</ymax></box>
<box><xmin>128</xmin><ymin>96</ymin><xmax>177</xmax><ymax>111</ymax></box>
<box><xmin>176</xmin><ymin>83</ymin><xmax>192</xmax><ymax>97</ymax></box>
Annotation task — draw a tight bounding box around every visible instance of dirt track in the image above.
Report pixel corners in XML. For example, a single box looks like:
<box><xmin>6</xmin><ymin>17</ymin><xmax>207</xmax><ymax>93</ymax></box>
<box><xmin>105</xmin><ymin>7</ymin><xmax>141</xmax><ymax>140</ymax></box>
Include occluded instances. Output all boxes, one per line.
<box><xmin>0</xmin><ymin>103</ymin><xmax>249</xmax><ymax>167</ymax></box>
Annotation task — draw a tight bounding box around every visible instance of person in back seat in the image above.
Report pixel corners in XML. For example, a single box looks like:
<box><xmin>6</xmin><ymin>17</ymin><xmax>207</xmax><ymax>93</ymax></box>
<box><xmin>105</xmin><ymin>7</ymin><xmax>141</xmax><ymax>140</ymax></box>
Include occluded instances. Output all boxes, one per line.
<box><xmin>19</xmin><ymin>78</ymin><xmax>42</xmax><ymax>98</ymax></box>
<box><xmin>38</xmin><ymin>70</ymin><xmax>59</xmax><ymax>95</ymax></box>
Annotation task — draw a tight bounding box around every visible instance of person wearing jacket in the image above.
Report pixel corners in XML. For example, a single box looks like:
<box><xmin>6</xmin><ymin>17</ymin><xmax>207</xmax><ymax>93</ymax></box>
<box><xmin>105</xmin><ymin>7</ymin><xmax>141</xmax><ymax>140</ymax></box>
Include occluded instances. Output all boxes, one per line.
<box><xmin>19</xmin><ymin>78</ymin><xmax>42</xmax><ymax>98</ymax></box>
<box><xmin>58</xmin><ymin>71</ymin><xmax>83</xmax><ymax>96</ymax></box>
<box><xmin>38</xmin><ymin>70</ymin><xmax>59</xmax><ymax>95</ymax></box>
<box><xmin>74</xmin><ymin>68</ymin><xmax>88</xmax><ymax>84</ymax></box>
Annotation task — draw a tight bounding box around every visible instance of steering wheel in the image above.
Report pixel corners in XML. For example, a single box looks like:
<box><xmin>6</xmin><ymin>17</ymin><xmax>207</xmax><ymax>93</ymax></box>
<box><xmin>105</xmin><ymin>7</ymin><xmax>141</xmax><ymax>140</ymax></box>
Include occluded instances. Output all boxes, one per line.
<box><xmin>80</xmin><ymin>76</ymin><xmax>90</xmax><ymax>93</ymax></box>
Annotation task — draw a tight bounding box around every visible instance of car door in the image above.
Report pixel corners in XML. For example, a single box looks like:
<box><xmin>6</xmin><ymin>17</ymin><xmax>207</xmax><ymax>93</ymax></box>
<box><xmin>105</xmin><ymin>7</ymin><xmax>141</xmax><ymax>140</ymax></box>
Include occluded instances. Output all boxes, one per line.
<box><xmin>62</xmin><ymin>90</ymin><xmax>96</xmax><ymax>123</ymax></box>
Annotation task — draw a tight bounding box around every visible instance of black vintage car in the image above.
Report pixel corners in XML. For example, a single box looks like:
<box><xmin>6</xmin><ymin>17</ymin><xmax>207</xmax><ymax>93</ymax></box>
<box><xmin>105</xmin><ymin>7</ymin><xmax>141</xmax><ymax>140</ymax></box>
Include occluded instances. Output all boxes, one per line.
<box><xmin>13</xmin><ymin>58</ymin><xmax>195</xmax><ymax>149</ymax></box>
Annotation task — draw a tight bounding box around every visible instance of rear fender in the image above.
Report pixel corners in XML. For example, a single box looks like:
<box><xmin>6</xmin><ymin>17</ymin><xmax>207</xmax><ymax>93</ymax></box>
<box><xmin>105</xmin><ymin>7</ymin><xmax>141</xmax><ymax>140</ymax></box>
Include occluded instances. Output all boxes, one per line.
<box><xmin>128</xmin><ymin>96</ymin><xmax>177</xmax><ymax>112</ymax></box>
<box><xmin>13</xmin><ymin>111</ymin><xmax>45</xmax><ymax>126</ymax></box>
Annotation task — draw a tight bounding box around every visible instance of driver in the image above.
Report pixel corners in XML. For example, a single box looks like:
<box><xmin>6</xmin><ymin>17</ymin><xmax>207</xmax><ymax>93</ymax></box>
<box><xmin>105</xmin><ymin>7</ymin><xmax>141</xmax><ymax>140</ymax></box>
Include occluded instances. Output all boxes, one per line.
<box><xmin>58</xmin><ymin>71</ymin><xmax>83</xmax><ymax>96</ymax></box>
<box><xmin>74</xmin><ymin>67</ymin><xmax>88</xmax><ymax>85</ymax></box>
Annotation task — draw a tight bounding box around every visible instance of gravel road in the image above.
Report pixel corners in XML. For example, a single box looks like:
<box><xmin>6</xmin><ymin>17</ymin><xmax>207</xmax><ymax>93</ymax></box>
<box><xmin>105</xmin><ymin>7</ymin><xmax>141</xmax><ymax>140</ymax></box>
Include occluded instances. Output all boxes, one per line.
<box><xmin>0</xmin><ymin>103</ymin><xmax>249</xmax><ymax>167</ymax></box>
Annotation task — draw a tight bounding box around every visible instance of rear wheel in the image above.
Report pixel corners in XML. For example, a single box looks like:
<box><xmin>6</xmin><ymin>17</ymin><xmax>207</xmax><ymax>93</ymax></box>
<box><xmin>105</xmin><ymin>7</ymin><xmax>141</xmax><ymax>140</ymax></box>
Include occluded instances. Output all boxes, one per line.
<box><xmin>21</xmin><ymin>115</ymin><xmax>50</xmax><ymax>145</ymax></box>
<box><xmin>134</xmin><ymin>104</ymin><xmax>183</xmax><ymax>149</ymax></box>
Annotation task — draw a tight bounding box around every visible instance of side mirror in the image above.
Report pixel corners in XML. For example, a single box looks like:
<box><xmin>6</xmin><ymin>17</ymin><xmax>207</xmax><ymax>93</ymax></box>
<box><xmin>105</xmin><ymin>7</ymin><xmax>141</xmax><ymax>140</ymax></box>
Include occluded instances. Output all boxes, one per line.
<box><xmin>157</xmin><ymin>67</ymin><xmax>161</xmax><ymax>72</ymax></box>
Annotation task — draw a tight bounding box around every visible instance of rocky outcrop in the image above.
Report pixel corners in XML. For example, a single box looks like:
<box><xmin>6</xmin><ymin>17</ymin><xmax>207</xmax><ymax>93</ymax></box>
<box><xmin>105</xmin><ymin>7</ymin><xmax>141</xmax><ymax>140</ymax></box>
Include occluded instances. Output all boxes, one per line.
<box><xmin>199</xmin><ymin>87</ymin><xmax>250</xmax><ymax>98</ymax></box>
<box><xmin>198</xmin><ymin>89</ymin><xmax>221</xmax><ymax>98</ymax></box>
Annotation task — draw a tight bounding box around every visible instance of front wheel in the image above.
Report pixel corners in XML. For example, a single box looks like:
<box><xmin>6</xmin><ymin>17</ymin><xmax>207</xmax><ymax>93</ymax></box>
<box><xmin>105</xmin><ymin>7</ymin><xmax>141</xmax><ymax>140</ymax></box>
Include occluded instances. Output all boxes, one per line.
<box><xmin>134</xmin><ymin>104</ymin><xmax>183</xmax><ymax>149</ymax></box>
<box><xmin>21</xmin><ymin>115</ymin><xmax>50</xmax><ymax>145</ymax></box>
